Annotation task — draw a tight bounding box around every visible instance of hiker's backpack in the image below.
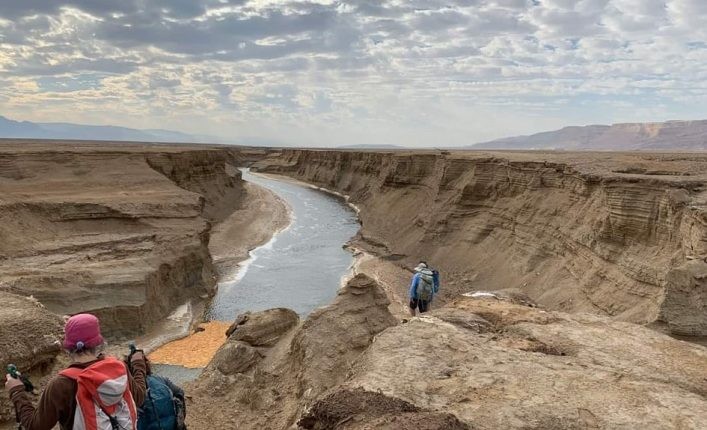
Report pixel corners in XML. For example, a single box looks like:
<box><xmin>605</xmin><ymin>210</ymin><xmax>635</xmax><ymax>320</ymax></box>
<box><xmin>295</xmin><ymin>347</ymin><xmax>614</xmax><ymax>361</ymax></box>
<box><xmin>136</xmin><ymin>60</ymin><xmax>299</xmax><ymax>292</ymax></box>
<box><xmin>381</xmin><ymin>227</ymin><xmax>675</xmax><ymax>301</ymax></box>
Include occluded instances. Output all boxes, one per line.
<box><xmin>60</xmin><ymin>357</ymin><xmax>137</xmax><ymax>430</ymax></box>
<box><xmin>138</xmin><ymin>375</ymin><xmax>185</xmax><ymax>430</ymax></box>
<box><xmin>418</xmin><ymin>272</ymin><xmax>435</xmax><ymax>302</ymax></box>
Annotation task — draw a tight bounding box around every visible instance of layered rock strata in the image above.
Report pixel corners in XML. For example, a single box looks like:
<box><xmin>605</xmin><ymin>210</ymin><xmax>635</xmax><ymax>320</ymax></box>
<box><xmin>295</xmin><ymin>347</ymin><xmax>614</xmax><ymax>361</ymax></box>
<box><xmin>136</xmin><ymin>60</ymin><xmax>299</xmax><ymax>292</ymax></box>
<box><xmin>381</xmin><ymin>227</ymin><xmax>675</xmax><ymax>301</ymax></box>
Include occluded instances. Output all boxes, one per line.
<box><xmin>255</xmin><ymin>150</ymin><xmax>707</xmax><ymax>336</ymax></box>
<box><xmin>0</xmin><ymin>143</ymin><xmax>244</xmax><ymax>337</ymax></box>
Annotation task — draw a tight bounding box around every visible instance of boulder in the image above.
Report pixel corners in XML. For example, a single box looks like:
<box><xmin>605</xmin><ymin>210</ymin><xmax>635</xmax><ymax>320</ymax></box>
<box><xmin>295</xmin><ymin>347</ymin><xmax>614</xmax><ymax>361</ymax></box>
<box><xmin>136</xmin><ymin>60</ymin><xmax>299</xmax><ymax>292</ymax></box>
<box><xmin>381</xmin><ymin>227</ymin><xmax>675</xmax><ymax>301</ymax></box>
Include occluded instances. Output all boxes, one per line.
<box><xmin>211</xmin><ymin>341</ymin><xmax>262</xmax><ymax>375</ymax></box>
<box><xmin>226</xmin><ymin>308</ymin><xmax>299</xmax><ymax>346</ymax></box>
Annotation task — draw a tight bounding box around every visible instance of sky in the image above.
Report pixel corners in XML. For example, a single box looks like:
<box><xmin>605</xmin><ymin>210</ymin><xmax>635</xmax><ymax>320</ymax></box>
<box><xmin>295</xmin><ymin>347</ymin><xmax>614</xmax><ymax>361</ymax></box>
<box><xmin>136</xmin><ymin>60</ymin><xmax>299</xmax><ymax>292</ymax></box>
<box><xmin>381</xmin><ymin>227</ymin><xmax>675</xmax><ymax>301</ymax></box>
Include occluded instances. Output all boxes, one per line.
<box><xmin>0</xmin><ymin>0</ymin><xmax>706</xmax><ymax>147</ymax></box>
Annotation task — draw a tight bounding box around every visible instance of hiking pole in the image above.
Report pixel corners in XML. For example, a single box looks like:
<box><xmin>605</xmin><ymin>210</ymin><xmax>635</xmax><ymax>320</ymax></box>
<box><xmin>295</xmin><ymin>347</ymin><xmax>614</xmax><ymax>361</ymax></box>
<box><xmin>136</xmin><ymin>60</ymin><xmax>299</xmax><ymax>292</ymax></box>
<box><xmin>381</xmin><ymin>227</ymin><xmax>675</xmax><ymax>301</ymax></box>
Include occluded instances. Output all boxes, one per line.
<box><xmin>7</xmin><ymin>364</ymin><xmax>34</xmax><ymax>430</ymax></box>
<box><xmin>6</xmin><ymin>365</ymin><xmax>34</xmax><ymax>392</ymax></box>
<box><xmin>127</xmin><ymin>343</ymin><xmax>136</xmax><ymax>373</ymax></box>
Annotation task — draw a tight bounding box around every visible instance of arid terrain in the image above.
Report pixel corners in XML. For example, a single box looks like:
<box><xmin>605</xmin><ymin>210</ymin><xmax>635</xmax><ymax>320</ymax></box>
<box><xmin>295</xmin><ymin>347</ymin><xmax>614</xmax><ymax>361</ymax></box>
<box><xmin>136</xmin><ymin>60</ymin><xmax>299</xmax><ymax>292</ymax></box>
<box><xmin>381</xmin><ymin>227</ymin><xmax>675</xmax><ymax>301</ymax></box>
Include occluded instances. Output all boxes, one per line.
<box><xmin>1</xmin><ymin>141</ymin><xmax>706</xmax><ymax>429</ymax></box>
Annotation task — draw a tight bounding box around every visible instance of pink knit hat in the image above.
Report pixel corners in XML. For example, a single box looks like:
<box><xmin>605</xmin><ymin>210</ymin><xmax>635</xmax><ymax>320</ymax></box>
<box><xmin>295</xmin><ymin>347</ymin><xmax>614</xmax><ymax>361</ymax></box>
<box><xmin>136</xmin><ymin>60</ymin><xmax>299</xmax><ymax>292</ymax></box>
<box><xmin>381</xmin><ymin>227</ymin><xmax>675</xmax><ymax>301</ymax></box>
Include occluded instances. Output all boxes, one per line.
<box><xmin>63</xmin><ymin>314</ymin><xmax>104</xmax><ymax>351</ymax></box>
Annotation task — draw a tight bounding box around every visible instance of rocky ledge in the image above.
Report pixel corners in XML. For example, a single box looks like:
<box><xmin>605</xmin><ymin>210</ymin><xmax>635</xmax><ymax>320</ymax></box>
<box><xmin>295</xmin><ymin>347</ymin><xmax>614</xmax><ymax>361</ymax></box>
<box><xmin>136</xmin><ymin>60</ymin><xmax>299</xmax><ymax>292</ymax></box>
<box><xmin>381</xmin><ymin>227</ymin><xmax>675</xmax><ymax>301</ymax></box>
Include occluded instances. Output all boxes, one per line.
<box><xmin>189</xmin><ymin>275</ymin><xmax>707</xmax><ymax>429</ymax></box>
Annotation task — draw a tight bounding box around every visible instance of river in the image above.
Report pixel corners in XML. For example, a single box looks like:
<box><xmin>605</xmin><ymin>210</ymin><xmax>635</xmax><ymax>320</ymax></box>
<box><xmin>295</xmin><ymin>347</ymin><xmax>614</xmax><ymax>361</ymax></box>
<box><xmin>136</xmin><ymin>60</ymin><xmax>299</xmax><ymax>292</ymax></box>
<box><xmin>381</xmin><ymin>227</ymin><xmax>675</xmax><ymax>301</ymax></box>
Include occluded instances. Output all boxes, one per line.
<box><xmin>207</xmin><ymin>169</ymin><xmax>360</xmax><ymax>320</ymax></box>
<box><xmin>151</xmin><ymin>169</ymin><xmax>359</xmax><ymax>383</ymax></box>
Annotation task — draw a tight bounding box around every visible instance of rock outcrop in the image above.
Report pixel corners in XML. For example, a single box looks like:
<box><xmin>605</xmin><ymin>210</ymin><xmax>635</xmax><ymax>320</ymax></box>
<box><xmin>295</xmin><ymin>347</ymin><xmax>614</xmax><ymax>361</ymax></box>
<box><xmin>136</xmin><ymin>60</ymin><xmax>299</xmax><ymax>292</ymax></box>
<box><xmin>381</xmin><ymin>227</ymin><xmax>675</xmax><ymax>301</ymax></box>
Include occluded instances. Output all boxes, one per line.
<box><xmin>343</xmin><ymin>296</ymin><xmax>707</xmax><ymax>429</ymax></box>
<box><xmin>660</xmin><ymin>260</ymin><xmax>707</xmax><ymax>336</ymax></box>
<box><xmin>255</xmin><ymin>150</ymin><xmax>707</xmax><ymax>336</ymax></box>
<box><xmin>188</xmin><ymin>274</ymin><xmax>398</xmax><ymax>429</ymax></box>
<box><xmin>0</xmin><ymin>291</ymin><xmax>64</xmax><ymax>422</ymax></box>
<box><xmin>191</xmin><ymin>275</ymin><xmax>707</xmax><ymax>429</ymax></box>
<box><xmin>209</xmin><ymin>341</ymin><xmax>262</xmax><ymax>375</ymax></box>
<box><xmin>288</xmin><ymin>274</ymin><xmax>398</xmax><ymax>402</ymax></box>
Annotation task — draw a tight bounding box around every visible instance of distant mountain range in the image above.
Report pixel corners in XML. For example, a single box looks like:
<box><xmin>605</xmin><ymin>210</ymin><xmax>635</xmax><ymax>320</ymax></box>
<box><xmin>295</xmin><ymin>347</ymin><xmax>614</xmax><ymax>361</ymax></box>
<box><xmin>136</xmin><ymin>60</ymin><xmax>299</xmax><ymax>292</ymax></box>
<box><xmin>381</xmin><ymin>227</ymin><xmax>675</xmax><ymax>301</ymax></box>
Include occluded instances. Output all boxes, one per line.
<box><xmin>4</xmin><ymin>115</ymin><xmax>707</xmax><ymax>151</ymax></box>
<box><xmin>339</xmin><ymin>144</ymin><xmax>404</xmax><ymax>149</ymax></box>
<box><xmin>0</xmin><ymin>115</ymin><xmax>216</xmax><ymax>144</ymax></box>
<box><xmin>472</xmin><ymin>120</ymin><xmax>707</xmax><ymax>151</ymax></box>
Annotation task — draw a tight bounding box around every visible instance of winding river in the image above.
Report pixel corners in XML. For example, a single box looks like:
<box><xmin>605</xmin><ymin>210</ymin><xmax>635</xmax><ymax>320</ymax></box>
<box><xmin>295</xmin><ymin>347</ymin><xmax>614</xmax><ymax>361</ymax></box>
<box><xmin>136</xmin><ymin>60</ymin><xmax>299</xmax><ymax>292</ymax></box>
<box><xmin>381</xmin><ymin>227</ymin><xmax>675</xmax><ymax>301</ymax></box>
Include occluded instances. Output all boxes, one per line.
<box><xmin>207</xmin><ymin>169</ymin><xmax>360</xmax><ymax>321</ymax></box>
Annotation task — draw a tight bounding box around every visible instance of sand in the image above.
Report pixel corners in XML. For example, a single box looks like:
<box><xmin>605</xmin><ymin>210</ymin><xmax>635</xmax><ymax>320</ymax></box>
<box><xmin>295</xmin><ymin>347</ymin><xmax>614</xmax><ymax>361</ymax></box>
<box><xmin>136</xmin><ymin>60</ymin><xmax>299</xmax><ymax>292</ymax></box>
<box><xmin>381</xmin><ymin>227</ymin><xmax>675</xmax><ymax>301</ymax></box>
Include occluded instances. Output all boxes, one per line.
<box><xmin>148</xmin><ymin>321</ymin><xmax>232</xmax><ymax>368</ymax></box>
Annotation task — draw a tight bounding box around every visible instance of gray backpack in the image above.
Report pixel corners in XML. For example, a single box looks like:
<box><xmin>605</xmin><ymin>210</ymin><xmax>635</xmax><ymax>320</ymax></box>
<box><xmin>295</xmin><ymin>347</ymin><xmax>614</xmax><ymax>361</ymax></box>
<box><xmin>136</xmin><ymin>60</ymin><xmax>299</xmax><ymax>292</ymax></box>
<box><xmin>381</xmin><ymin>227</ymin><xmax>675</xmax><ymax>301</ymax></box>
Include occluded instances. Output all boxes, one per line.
<box><xmin>418</xmin><ymin>273</ymin><xmax>434</xmax><ymax>301</ymax></box>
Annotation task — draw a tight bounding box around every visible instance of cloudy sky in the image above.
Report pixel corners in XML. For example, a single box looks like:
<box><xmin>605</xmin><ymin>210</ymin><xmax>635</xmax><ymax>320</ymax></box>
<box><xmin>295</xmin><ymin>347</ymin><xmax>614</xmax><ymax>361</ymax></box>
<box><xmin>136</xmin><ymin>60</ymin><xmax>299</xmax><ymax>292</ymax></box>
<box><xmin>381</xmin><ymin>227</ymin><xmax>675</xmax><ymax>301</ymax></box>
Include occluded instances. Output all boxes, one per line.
<box><xmin>1</xmin><ymin>0</ymin><xmax>706</xmax><ymax>146</ymax></box>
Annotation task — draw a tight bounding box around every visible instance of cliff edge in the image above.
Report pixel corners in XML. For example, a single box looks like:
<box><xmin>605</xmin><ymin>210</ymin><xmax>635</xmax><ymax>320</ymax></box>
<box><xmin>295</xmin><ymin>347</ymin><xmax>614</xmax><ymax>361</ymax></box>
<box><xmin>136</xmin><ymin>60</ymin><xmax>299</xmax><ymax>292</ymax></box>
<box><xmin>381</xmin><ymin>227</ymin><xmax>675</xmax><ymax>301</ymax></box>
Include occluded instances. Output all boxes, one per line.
<box><xmin>189</xmin><ymin>276</ymin><xmax>707</xmax><ymax>429</ymax></box>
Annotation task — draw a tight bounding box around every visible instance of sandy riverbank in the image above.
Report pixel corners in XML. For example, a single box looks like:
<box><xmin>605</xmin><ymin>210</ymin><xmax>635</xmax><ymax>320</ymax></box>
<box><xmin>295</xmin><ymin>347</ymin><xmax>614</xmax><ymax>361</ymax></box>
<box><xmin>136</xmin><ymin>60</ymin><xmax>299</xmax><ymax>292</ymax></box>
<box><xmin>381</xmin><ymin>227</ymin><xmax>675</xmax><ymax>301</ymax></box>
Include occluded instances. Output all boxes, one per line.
<box><xmin>209</xmin><ymin>180</ymin><xmax>290</xmax><ymax>279</ymax></box>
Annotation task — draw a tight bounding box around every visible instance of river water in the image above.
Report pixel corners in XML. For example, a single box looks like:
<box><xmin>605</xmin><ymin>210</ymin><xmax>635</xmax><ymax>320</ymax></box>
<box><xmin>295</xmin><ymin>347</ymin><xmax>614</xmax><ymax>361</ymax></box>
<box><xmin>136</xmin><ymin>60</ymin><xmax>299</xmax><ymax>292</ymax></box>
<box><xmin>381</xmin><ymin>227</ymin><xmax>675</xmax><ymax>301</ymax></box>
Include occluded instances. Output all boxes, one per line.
<box><xmin>207</xmin><ymin>169</ymin><xmax>360</xmax><ymax>321</ymax></box>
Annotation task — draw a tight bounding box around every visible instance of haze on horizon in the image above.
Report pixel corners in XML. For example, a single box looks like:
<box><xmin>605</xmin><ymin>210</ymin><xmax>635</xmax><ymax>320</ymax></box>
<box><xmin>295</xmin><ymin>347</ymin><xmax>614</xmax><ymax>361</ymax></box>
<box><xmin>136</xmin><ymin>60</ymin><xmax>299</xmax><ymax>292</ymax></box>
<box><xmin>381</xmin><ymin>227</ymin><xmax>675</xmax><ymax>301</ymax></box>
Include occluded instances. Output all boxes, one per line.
<box><xmin>0</xmin><ymin>0</ymin><xmax>706</xmax><ymax>147</ymax></box>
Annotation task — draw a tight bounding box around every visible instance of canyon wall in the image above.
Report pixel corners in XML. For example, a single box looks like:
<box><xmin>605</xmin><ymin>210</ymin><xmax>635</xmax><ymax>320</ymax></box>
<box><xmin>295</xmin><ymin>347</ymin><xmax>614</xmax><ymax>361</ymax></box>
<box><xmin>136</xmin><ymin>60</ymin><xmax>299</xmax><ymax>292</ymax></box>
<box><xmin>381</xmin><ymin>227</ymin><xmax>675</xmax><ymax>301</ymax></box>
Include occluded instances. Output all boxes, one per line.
<box><xmin>256</xmin><ymin>150</ymin><xmax>707</xmax><ymax>336</ymax></box>
<box><xmin>0</xmin><ymin>143</ymin><xmax>245</xmax><ymax>337</ymax></box>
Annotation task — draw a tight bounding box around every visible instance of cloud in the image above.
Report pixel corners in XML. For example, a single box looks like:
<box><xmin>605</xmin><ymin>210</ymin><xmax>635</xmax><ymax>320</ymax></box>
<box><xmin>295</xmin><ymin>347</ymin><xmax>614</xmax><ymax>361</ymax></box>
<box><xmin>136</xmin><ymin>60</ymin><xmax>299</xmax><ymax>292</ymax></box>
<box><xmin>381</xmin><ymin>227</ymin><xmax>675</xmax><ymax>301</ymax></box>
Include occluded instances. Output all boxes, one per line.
<box><xmin>0</xmin><ymin>0</ymin><xmax>706</xmax><ymax>146</ymax></box>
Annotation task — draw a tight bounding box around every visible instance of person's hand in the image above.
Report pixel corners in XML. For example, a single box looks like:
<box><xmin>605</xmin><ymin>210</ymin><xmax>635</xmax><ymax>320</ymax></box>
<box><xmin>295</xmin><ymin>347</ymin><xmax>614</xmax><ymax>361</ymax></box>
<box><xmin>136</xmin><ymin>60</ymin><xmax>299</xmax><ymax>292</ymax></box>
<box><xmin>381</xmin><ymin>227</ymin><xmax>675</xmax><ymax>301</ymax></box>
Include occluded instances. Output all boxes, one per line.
<box><xmin>130</xmin><ymin>351</ymin><xmax>145</xmax><ymax>363</ymax></box>
<box><xmin>5</xmin><ymin>374</ymin><xmax>23</xmax><ymax>392</ymax></box>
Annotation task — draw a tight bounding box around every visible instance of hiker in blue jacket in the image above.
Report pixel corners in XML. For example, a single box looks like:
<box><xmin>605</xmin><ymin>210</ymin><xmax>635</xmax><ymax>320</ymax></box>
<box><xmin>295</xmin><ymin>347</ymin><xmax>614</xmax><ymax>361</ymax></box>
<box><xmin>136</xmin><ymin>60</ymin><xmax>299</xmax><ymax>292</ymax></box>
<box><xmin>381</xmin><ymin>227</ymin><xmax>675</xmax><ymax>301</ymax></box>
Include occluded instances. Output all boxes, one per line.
<box><xmin>408</xmin><ymin>262</ymin><xmax>439</xmax><ymax>316</ymax></box>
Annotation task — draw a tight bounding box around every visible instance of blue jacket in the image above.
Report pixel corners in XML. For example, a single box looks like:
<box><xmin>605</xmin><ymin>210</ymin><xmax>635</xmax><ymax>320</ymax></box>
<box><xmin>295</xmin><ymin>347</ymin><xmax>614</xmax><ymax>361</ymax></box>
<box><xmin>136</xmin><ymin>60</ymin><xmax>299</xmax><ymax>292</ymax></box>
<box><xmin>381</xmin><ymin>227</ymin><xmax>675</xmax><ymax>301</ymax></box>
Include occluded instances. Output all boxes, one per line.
<box><xmin>409</xmin><ymin>270</ymin><xmax>440</xmax><ymax>300</ymax></box>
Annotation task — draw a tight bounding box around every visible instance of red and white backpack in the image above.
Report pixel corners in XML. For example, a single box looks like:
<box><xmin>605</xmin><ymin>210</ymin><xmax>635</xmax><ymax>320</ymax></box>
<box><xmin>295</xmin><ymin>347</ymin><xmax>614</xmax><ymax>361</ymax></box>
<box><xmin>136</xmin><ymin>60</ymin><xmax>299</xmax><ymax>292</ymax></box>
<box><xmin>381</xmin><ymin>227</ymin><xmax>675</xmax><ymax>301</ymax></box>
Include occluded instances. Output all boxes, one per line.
<box><xmin>60</xmin><ymin>358</ymin><xmax>138</xmax><ymax>430</ymax></box>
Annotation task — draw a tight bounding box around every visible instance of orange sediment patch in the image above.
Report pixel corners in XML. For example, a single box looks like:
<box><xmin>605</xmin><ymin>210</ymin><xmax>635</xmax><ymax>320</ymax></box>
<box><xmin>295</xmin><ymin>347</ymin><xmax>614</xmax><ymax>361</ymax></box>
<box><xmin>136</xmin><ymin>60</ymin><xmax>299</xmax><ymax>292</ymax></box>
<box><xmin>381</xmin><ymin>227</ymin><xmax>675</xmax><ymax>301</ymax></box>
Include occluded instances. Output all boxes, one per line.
<box><xmin>148</xmin><ymin>321</ymin><xmax>231</xmax><ymax>368</ymax></box>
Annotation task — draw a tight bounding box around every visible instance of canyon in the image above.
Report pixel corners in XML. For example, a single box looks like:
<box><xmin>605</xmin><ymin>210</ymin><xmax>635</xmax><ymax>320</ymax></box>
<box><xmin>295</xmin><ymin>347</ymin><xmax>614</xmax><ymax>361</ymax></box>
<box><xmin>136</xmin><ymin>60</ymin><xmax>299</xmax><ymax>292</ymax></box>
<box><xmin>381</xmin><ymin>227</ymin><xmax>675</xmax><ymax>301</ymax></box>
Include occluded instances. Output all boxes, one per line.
<box><xmin>1</xmin><ymin>141</ymin><xmax>706</xmax><ymax>429</ymax></box>
<box><xmin>256</xmin><ymin>149</ymin><xmax>707</xmax><ymax>338</ymax></box>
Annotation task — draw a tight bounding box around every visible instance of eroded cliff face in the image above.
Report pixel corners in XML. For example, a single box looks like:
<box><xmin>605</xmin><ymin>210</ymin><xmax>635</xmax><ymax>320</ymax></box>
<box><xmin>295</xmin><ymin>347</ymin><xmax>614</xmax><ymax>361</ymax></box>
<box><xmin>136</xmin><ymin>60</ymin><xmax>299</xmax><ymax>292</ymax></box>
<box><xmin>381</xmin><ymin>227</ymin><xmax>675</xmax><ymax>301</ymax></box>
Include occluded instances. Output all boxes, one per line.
<box><xmin>256</xmin><ymin>150</ymin><xmax>707</xmax><ymax>335</ymax></box>
<box><xmin>0</xmin><ymin>145</ymin><xmax>244</xmax><ymax>337</ymax></box>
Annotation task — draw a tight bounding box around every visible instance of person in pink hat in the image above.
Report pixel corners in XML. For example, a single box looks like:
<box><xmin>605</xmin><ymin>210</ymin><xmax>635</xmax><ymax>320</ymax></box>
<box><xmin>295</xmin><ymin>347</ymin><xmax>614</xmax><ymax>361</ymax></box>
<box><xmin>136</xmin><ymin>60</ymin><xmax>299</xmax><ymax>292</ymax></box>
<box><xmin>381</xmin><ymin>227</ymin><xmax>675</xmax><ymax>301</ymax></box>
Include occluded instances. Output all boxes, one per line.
<box><xmin>5</xmin><ymin>313</ymin><xmax>147</xmax><ymax>430</ymax></box>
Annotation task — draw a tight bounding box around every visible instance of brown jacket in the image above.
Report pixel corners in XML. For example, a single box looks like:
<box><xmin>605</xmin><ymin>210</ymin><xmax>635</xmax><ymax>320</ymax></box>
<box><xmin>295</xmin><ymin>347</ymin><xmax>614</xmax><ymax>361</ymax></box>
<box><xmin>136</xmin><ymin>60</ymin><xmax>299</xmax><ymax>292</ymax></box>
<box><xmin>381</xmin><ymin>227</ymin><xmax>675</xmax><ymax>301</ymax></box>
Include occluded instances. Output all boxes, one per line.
<box><xmin>9</xmin><ymin>356</ymin><xmax>147</xmax><ymax>430</ymax></box>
